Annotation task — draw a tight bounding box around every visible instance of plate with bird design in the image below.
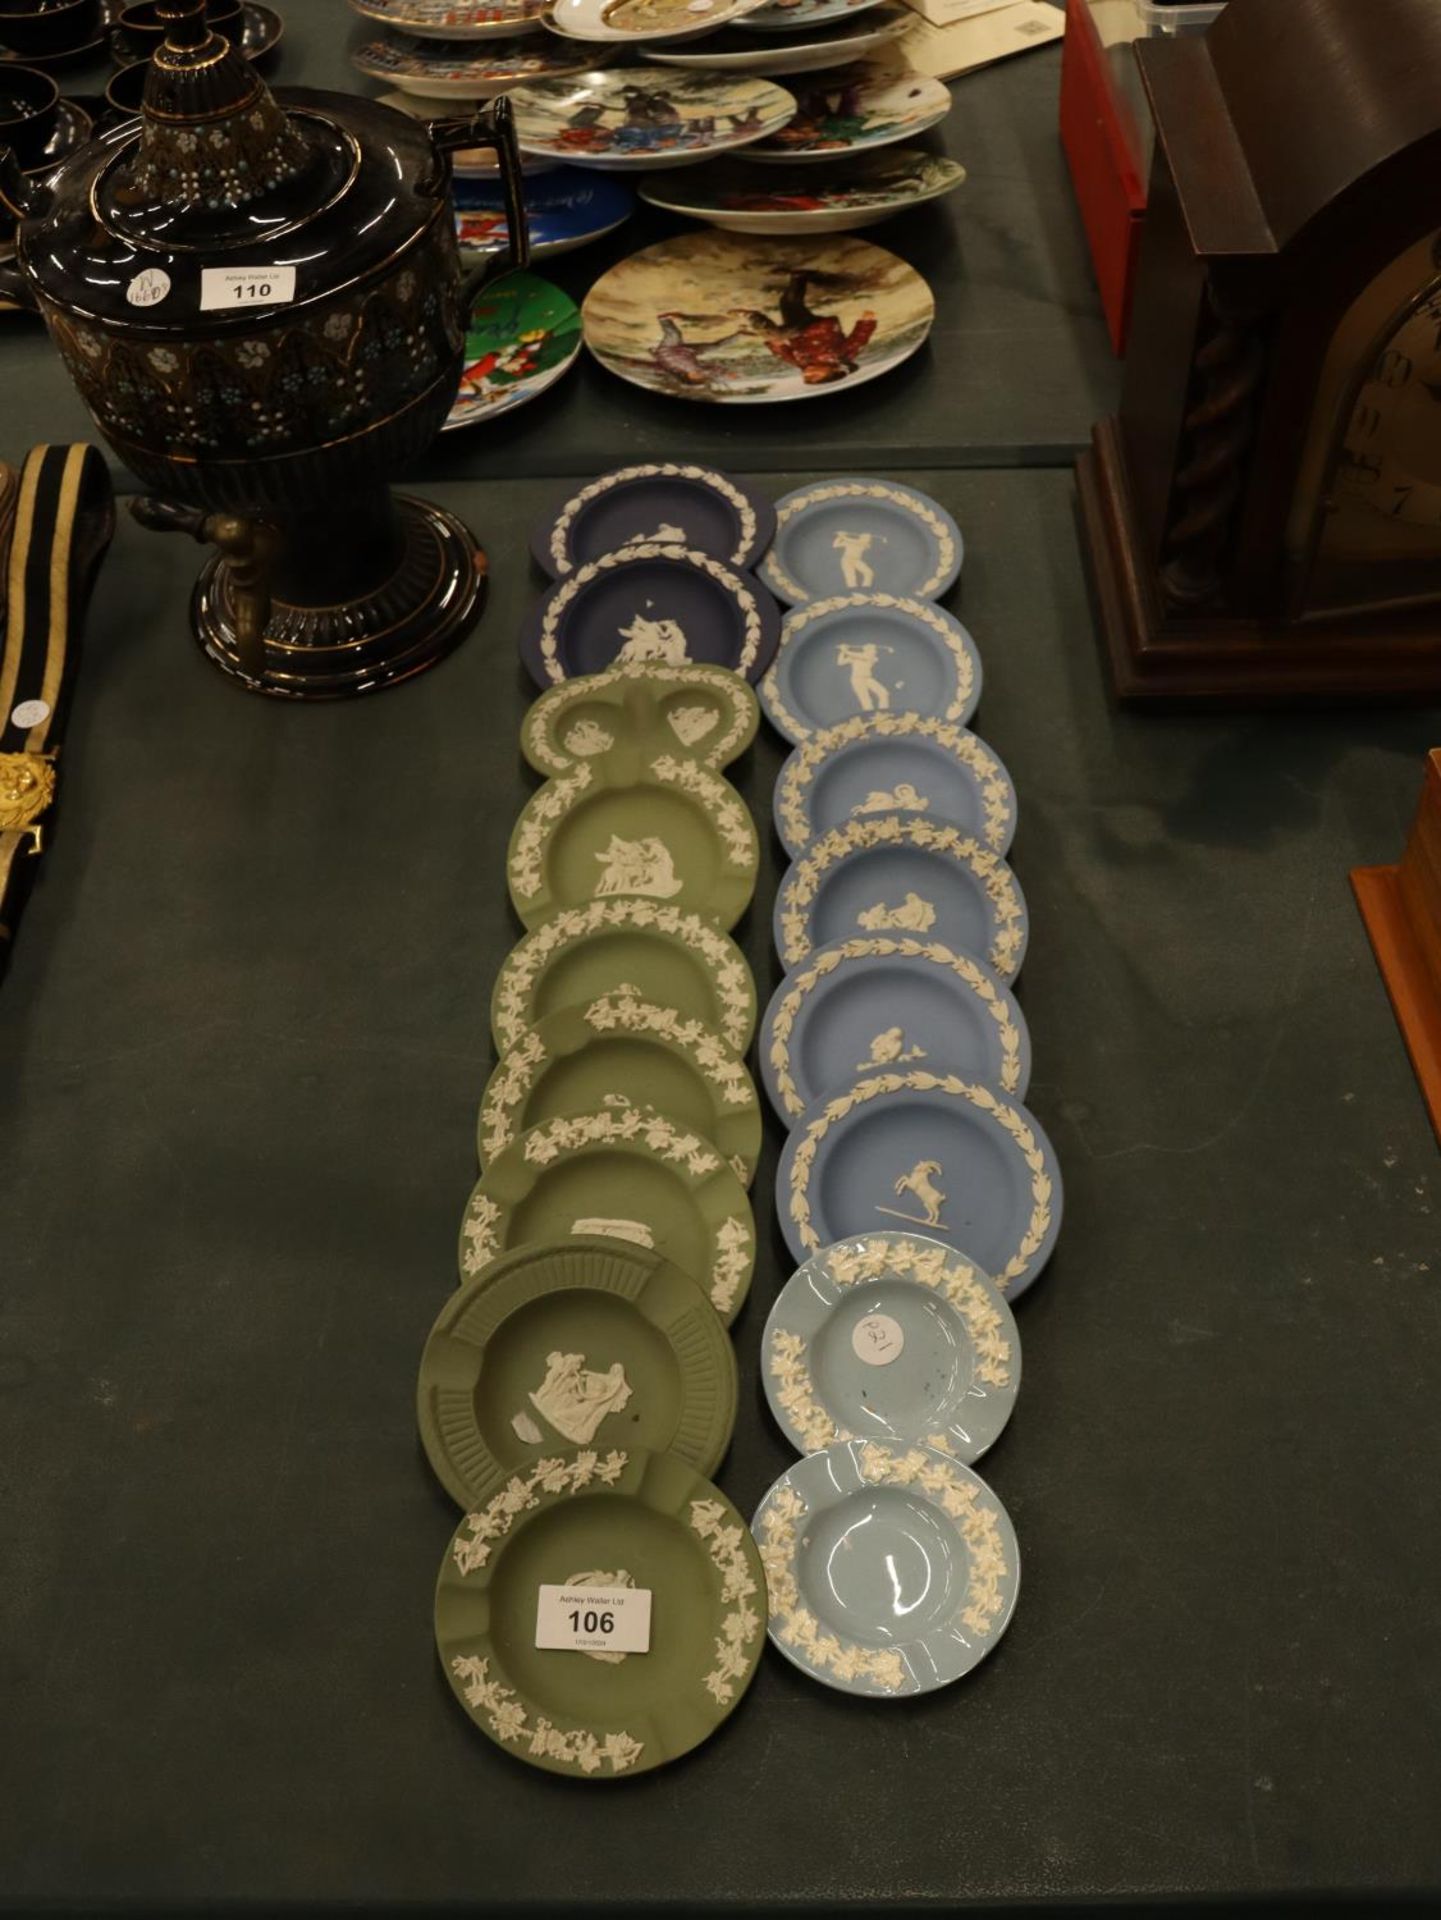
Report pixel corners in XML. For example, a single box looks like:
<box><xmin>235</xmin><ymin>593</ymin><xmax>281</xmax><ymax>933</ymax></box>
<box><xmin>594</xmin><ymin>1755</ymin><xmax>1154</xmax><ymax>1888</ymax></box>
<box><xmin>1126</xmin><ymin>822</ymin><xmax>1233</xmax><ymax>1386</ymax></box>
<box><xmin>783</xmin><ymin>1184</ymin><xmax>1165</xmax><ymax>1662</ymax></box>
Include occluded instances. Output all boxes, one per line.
<box><xmin>772</xmin><ymin>713</ymin><xmax>1015</xmax><ymax>860</ymax></box>
<box><xmin>477</xmin><ymin>990</ymin><xmax>762</xmax><ymax>1184</ymax></box>
<box><xmin>459</xmin><ymin>1104</ymin><xmax>756</xmax><ymax>1321</ymax></box>
<box><xmin>736</xmin><ymin>64</ymin><xmax>952</xmax><ymax>165</ymax></box>
<box><xmin>772</xmin><ymin>814</ymin><xmax>1026</xmax><ymax>976</ymax></box>
<box><xmin>508</xmin><ymin>755</ymin><xmax>759</xmax><ymax>931</ymax></box>
<box><xmin>582</xmin><ymin>230</ymin><xmax>934</xmax><ymax>404</ymax></box>
<box><xmin>438</xmin><ymin>1446</ymin><xmax>765</xmax><ymax>1775</ymax></box>
<box><xmin>758</xmin><ymin>932</ymin><xmax>1031</xmax><ymax>1123</ymax></box>
<box><xmin>760</xmin><ymin>592</ymin><xmax>981</xmax><ymax>742</ymax></box>
<box><xmin>752</xmin><ymin>1438</ymin><xmax>1019</xmax><ymax>1696</ymax></box>
<box><xmin>520</xmin><ymin>541</ymin><xmax>781</xmax><ymax>686</ymax></box>
<box><xmin>491</xmin><ymin>899</ymin><xmax>757</xmax><ymax>1057</ymax></box>
<box><xmin>761</xmin><ymin>1231</ymin><xmax>1020</xmax><ymax>1462</ymax></box>
<box><xmin>775</xmin><ymin>1069</ymin><xmax>1062</xmax><ymax>1293</ymax></box>
<box><xmin>418</xmin><ymin>1237</ymin><xmax>738</xmax><ymax>1507</ymax></box>
<box><xmin>510</xmin><ymin>68</ymin><xmax>795</xmax><ymax>168</ymax></box>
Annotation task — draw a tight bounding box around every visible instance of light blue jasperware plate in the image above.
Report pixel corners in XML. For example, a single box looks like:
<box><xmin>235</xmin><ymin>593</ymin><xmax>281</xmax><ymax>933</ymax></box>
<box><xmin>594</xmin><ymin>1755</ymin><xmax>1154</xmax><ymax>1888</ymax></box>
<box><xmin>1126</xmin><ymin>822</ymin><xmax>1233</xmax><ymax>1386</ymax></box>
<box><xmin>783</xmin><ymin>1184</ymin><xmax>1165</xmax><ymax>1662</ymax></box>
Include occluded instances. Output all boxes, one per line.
<box><xmin>772</xmin><ymin>815</ymin><xmax>1028</xmax><ymax>979</ymax></box>
<box><xmin>762</xmin><ymin>1231</ymin><xmax>1021</xmax><ymax>1462</ymax></box>
<box><xmin>772</xmin><ymin>711</ymin><xmax>1017</xmax><ymax>860</ymax></box>
<box><xmin>774</xmin><ymin>1068</ymin><xmax>1062</xmax><ymax>1297</ymax></box>
<box><xmin>759</xmin><ymin>592</ymin><xmax>981</xmax><ymax>744</ymax></box>
<box><xmin>758</xmin><ymin>933</ymin><xmax>1032</xmax><ymax>1124</ymax></box>
<box><xmin>758</xmin><ymin>478</ymin><xmax>962</xmax><ymax>605</ymax></box>
<box><xmin>752</xmin><ymin>1437</ymin><xmax>1020</xmax><ymax>1697</ymax></box>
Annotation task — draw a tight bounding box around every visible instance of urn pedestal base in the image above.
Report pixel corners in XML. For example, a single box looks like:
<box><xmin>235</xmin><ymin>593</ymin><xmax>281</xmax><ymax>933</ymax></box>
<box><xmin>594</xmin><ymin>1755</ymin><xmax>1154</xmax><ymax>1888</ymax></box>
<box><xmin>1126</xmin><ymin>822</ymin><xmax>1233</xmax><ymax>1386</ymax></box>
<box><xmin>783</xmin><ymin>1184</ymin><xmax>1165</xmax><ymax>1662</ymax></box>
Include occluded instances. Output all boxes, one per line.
<box><xmin>190</xmin><ymin>492</ymin><xmax>487</xmax><ymax>702</ymax></box>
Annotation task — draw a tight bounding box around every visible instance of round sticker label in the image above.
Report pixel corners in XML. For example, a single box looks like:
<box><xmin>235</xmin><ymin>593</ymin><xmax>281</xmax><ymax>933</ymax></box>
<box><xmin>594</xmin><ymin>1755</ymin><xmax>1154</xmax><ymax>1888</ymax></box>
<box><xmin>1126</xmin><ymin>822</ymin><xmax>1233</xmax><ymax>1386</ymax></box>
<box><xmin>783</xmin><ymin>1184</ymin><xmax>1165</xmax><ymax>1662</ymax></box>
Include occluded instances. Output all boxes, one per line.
<box><xmin>126</xmin><ymin>268</ymin><xmax>171</xmax><ymax>309</ymax></box>
<box><xmin>852</xmin><ymin>1312</ymin><xmax>905</xmax><ymax>1367</ymax></box>
<box><xmin>11</xmin><ymin>699</ymin><xmax>50</xmax><ymax>729</ymax></box>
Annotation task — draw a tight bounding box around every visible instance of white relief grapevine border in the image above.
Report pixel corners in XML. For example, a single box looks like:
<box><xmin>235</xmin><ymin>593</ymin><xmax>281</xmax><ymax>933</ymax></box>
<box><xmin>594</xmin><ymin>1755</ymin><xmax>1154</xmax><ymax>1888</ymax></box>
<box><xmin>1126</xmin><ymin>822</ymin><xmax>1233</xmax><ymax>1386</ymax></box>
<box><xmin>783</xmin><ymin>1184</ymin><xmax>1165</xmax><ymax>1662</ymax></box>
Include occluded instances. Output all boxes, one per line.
<box><xmin>649</xmin><ymin>754</ymin><xmax>756</xmax><ymax>867</ymax></box>
<box><xmin>775</xmin><ymin>815</ymin><xmax>1025</xmax><ymax>977</ymax></box>
<box><xmin>764</xmin><ymin>487</ymin><xmax>958</xmax><ymax>605</ymax></box>
<box><xmin>508</xmin><ymin>764</ymin><xmax>594</xmax><ymax>903</ymax></box>
<box><xmin>784</xmin><ymin>1070</ymin><xmax>1052</xmax><ymax>1290</ymax></box>
<box><xmin>538</xmin><ymin>544</ymin><xmax>765</xmax><ymax>684</ymax></box>
<box><xmin>765</xmin><ymin>934</ymin><xmax>1024</xmax><ymax>1117</ymax></box>
<box><xmin>688</xmin><ymin>1496</ymin><xmax>764</xmax><ymax>1705</ymax></box>
<box><xmin>761</xmin><ymin>591</ymin><xmax>976</xmax><ymax>744</ymax></box>
<box><xmin>548</xmin><ymin>465</ymin><xmax>759</xmax><ymax>576</ymax></box>
<box><xmin>491</xmin><ymin>899</ymin><xmax>755</xmax><ymax>1055</ymax></box>
<box><xmin>776</xmin><ymin>712</ymin><xmax>1013</xmax><ymax>854</ymax></box>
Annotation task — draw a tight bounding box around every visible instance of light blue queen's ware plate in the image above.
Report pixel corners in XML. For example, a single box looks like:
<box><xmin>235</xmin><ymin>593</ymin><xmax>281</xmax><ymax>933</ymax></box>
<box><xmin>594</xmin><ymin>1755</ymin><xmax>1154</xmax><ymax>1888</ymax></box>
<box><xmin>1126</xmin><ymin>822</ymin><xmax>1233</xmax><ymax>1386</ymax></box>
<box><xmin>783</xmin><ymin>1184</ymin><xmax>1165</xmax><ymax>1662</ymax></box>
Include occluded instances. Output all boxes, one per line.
<box><xmin>774</xmin><ymin>1067</ymin><xmax>1062</xmax><ymax>1296</ymax></box>
<box><xmin>762</xmin><ymin>1230</ymin><xmax>1021</xmax><ymax>1462</ymax></box>
<box><xmin>759</xmin><ymin>478</ymin><xmax>962</xmax><ymax>605</ymax></box>
<box><xmin>752</xmin><ymin>1438</ymin><xmax>1020</xmax><ymax>1697</ymax></box>
<box><xmin>759</xmin><ymin>592</ymin><xmax>981</xmax><ymax>744</ymax></box>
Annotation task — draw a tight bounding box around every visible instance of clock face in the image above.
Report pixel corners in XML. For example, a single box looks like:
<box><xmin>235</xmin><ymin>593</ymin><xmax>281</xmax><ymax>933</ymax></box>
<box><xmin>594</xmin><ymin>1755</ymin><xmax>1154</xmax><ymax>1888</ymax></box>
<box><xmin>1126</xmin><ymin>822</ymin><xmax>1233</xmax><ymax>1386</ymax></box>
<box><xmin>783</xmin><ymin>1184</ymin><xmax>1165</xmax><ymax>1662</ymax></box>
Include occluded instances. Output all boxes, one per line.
<box><xmin>1289</xmin><ymin>229</ymin><xmax>1441</xmax><ymax>613</ymax></box>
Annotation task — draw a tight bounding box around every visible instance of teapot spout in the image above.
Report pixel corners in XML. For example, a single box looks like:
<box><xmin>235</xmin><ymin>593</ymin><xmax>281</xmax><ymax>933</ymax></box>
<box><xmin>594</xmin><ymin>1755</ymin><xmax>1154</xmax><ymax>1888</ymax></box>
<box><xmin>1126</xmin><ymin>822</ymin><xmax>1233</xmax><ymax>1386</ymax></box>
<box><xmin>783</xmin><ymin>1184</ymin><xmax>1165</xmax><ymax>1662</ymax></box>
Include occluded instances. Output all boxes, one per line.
<box><xmin>0</xmin><ymin>144</ymin><xmax>54</xmax><ymax>226</ymax></box>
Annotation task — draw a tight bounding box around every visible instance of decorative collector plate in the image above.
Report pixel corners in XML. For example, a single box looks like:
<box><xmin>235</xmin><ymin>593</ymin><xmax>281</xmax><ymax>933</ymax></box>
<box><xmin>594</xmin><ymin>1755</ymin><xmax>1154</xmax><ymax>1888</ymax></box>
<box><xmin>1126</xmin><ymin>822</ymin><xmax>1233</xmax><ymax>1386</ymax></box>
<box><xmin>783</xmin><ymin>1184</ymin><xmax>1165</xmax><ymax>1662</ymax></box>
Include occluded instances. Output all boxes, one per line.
<box><xmin>353</xmin><ymin>33</ymin><xmax>596</xmax><ymax>96</ymax></box>
<box><xmin>546</xmin><ymin>0</ymin><xmax>772</xmax><ymax>42</ymax></box>
<box><xmin>776</xmin><ymin>1069</ymin><xmax>1062</xmax><ymax>1294</ymax></box>
<box><xmin>438</xmin><ymin>1446</ymin><xmax>764</xmax><ymax>1775</ymax></box>
<box><xmin>455</xmin><ymin>168</ymin><xmax>634</xmax><ymax>259</ymax></box>
<box><xmin>738</xmin><ymin>65</ymin><xmax>952</xmax><ymax>164</ymax></box>
<box><xmin>511</xmin><ymin>69</ymin><xmax>795</xmax><ymax>168</ymax></box>
<box><xmin>533</xmin><ymin>463</ymin><xmax>775</xmax><ymax>579</ymax></box>
<box><xmin>492</xmin><ymin>899</ymin><xmax>757</xmax><ymax>1057</ymax></box>
<box><xmin>762</xmin><ymin>1232</ymin><xmax>1020</xmax><ymax>1462</ymax></box>
<box><xmin>350</xmin><ymin>0</ymin><xmax>547</xmax><ymax>37</ymax></box>
<box><xmin>772</xmin><ymin>713</ymin><xmax>1015</xmax><ymax>859</ymax></box>
<box><xmin>520</xmin><ymin>543</ymin><xmax>780</xmax><ymax>686</ymax></box>
<box><xmin>746</xmin><ymin>0</ymin><xmax>888</xmax><ymax>29</ymax></box>
<box><xmin>774</xmin><ymin>815</ymin><xmax>1027</xmax><ymax>978</ymax></box>
<box><xmin>638</xmin><ymin>148</ymin><xmax>964</xmax><ymax>237</ymax></box>
<box><xmin>443</xmin><ymin>272</ymin><xmax>580</xmax><ymax>429</ymax></box>
<box><xmin>582</xmin><ymin>231</ymin><xmax>934</xmax><ymax>404</ymax></box>
<box><xmin>459</xmin><ymin>1107</ymin><xmax>756</xmax><ymax>1321</ymax></box>
<box><xmin>477</xmin><ymin>988</ymin><xmax>761</xmax><ymax>1183</ymax></box>
<box><xmin>647</xmin><ymin>2</ymin><xmax>910</xmax><ymax>71</ymax></box>
<box><xmin>521</xmin><ymin>662</ymin><xmax>760</xmax><ymax>775</ymax></box>
<box><xmin>753</xmin><ymin>1439</ymin><xmax>1019</xmax><ymax>1697</ymax></box>
<box><xmin>419</xmin><ymin>1238</ymin><xmax>737</xmax><ymax>1506</ymax></box>
<box><xmin>760</xmin><ymin>592</ymin><xmax>979</xmax><ymax>742</ymax></box>
<box><xmin>758</xmin><ymin>933</ymin><xmax>1031</xmax><ymax>1123</ymax></box>
<box><xmin>508</xmin><ymin>756</ymin><xmax>758</xmax><ymax>931</ymax></box>
<box><xmin>760</xmin><ymin>478</ymin><xmax>962</xmax><ymax>604</ymax></box>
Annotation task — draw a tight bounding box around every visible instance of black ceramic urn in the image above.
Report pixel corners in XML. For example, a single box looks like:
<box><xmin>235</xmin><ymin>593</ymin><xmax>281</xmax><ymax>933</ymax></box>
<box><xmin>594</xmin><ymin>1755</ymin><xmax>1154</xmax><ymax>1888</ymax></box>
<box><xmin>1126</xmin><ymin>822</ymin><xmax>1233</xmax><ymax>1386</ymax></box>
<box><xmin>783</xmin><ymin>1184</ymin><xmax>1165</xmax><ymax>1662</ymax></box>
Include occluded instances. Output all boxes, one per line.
<box><xmin>0</xmin><ymin>0</ymin><xmax>529</xmax><ymax>697</ymax></box>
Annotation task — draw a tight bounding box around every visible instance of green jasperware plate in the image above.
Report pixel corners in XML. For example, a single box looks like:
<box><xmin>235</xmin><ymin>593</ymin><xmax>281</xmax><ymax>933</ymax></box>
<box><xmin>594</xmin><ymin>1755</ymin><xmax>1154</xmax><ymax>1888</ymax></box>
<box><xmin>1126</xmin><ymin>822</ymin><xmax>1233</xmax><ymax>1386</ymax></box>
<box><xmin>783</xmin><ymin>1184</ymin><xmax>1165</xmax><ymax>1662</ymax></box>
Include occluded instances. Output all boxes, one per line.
<box><xmin>521</xmin><ymin>662</ymin><xmax>760</xmax><ymax>776</ymax></box>
<box><xmin>459</xmin><ymin>1106</ymin><xmax>756</xmax><ymax>1323</ymax></box>
<box><xmin>506</xmin><ymin>755</ymin><xmax>758</xmax><ymax>932</ymax></box>
<box><xmin>479</xmin><ymin>989</ymin><xmax>762</xmax><ymax>1185</ymax></box>
<box><xmin>418</xmin><ymin>1238</ymin><xmax>738</xmax><ymax>1506</ymax></box>
<box><xmin>437</xmin><ymin>1446</ymin><xmax>766</xmax><ymax>1778</ymax></box>
<box><xmin>491</xmin><ymin>900</ymin><xmax>757</xmax><ymax>1057</ymax></box>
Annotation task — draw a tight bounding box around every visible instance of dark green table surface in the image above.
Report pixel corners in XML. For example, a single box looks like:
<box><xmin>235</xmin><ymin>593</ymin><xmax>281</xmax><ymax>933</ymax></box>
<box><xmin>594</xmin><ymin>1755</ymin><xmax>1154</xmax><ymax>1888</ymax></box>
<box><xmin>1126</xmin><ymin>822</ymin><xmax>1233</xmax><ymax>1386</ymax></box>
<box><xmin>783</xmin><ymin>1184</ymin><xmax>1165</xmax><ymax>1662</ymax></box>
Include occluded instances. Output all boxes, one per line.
<box><xmin>5</xmin><ymin>3</ymin><xmax>1441</xmax><ymax>1910</ymax></box>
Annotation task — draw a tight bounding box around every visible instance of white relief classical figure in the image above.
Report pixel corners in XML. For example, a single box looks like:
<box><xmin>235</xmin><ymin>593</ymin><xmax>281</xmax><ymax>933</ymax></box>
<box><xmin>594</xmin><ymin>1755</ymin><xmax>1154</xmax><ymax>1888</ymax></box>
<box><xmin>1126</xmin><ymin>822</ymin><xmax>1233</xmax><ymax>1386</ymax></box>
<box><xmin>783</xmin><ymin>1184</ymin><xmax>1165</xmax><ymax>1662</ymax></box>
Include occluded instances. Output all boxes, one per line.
<box><xmin>876</xmin><ymin>1159</ymin><xmax>948</xmax><ymax>1229</ymax></box>
<box><xmin>616</xmin><ymin>610</ymin><xmax>690</xmax><ymax>664</ymax></box>
<box><xmin>632</xmin><ymin>522</ymin><xmax>687</xmax><ymax>546</ymax></box>
<box><xmin>858</xmin><ymin>1026</ymin><xmax>926</xmax><ymax>1070</ymax></box>
<box><xmin>852</xmin><ymin>781</ymin><xmax>929</xmax><ymax>816</ymax></box>
<box><xmin>572</xmin><ymin>1216</ymin><xmax>655</xmax><ymax>1248</ymax></box>
<box><xmin>856</xmin><ymin>891</ymin><xmax>936</xmax><ymax>933</ymax></box>
<box><xmin>832</xmin><ymin>528</ymin><xmax>880</xmax><ymax>589</ymax></box>
<box><xmin>836</xmin><ymin>642</ymin><xmax>892</xmax><ymax>712</ymax></box>
<box><xmin>563</xmin><ymin>718</ymin><xmax>615</xmax><ymax>757</ymax></box>
<box><xmin>529</xmin><ymin>1351</ymin><xmax>634</xmax><ymax>1445</ymax></box>
<box><xmin>668</xmin><ymin>704</ymin><xmax>719</xmax><ymax>747</ymax></box>
<box><xmin>593</xmin><ymin>834</ymin><xmax>684</xmax><ymax>900</ymax></box>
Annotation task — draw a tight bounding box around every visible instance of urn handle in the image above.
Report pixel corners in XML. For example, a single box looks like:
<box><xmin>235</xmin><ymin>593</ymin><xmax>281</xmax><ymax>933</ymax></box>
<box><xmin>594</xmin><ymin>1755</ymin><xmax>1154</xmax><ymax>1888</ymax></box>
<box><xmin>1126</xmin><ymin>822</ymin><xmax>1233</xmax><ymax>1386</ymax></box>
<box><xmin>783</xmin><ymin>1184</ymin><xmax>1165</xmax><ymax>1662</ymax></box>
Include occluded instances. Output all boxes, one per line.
<box><xmin>129</xmin><ymin>499</ymin><xmax>277</xmax><ymax>685</ymax></box>
<box><xmin>427</xmin><ymin>97</ymin><xmax>531</xmax><ymax>316</ymax></box>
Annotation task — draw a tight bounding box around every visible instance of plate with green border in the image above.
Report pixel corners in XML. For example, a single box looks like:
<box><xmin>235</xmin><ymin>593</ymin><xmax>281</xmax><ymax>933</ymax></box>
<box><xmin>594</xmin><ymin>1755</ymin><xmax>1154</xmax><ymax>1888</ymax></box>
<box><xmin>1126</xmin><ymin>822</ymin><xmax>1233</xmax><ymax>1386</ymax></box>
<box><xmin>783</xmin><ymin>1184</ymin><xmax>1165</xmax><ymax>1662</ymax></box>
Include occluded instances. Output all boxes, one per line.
<box><xmin>479</xmin><ymin>990</ymin><xmax>762</xmax><ymax>1185</ymax></box>
<box><xmin>508</xmin><ymin>755</ymin><xmax>758</xmax><ymax>932</ymax></box>
<box><xmin>437</xmin><ymin>1446</ymin><xmax>765</xmax><ymax>1778</ymax></box>
<box><xmin>459</xmin><ymin>1105</ymin><xmax>756</xmax><ymax>1323</ymax></box>
<box><xmin>521</xmin><ymin>662</ymin><xmax>759</xmax><ymax>777</ymax></box>
<box><xmin>418</xmin><ymin>1237</ymin><xmax>738</xmax><ymax>1507</ymax></box>
<box><xmin>491</xmin><ymin>900</ymin><xmax>757</xmax><ymax>1057</ymax></box>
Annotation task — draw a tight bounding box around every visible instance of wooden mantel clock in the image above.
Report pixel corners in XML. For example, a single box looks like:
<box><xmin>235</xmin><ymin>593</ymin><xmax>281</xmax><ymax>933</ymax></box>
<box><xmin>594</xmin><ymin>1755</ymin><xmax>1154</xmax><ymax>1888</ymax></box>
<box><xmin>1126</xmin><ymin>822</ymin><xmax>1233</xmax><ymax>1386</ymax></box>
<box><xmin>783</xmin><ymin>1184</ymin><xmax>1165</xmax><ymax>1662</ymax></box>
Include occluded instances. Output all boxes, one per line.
<box><xmin>1079</xmin><ymin>0</ymin><xmax>1441</xmax><ymax>703</ymax></box>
